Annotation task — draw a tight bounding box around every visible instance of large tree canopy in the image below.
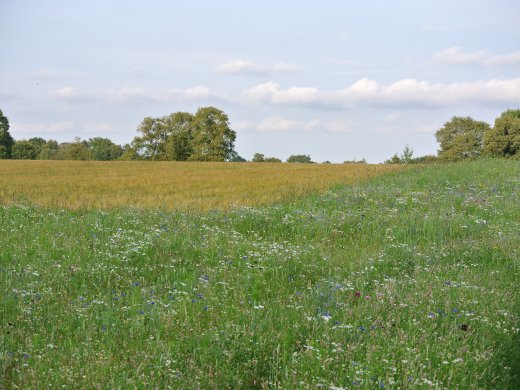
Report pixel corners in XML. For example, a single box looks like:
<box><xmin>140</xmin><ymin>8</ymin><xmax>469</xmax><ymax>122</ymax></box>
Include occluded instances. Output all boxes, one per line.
<box><xmin>483</xmin><ymin>109</ymin><xmax>520</xmax><ymax>159</ymax></box>
<box><xmin>163</xmin><ymin>112</ymin><xmax>194</xmax><ymax>161</ymax></box>
<box><xmin>0</xmin><ymin>109</ymin><xmax>14</xmax><ymax>159</ymax></box>
<box><xmin>189</xmin><ymin>107</ymin><xmax>236</xmax><ymax>162</ymax></box>
<box><xmin>131</xmin><ymin>107</ymin><xmax>236</xmax><ymax>162</ymax></box>
<box><xmin>88</xmin><ymin>137</ymin><xmax>123</xmax><ymax>161</ymax></box>
<box><xmin>435</xmin><ymin>116</ymin><xmax>490</xmax><ymax>161</ymax></box>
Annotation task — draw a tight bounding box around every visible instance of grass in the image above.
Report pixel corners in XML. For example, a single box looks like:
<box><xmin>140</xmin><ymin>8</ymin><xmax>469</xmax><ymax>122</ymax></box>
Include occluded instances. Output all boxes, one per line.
<box><xmin>1</xmin><ymin>159</ymin><xmax>519</xmax><ymax>388</ymax></box>
<box><xmin>0</xmin><ymin>160</ymin><xmax>399</xmax><ymax>211</ymax></box>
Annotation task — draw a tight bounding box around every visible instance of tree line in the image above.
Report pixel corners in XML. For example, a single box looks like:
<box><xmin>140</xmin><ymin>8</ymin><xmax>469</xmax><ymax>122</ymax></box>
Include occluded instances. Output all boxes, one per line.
<box><xmin>384</xmin><ymin>109</ymin><xmax>520</xmax><ymax>164</ymax></box>
<box><xmin>0</xmin><ymin>107</ymin><xmax>240</xmax><ymax>162</ymax></box>
<box><xmin>1</xmin><ymin>107</ymin><xmax>519</xmax><ymax>163</ymax></box>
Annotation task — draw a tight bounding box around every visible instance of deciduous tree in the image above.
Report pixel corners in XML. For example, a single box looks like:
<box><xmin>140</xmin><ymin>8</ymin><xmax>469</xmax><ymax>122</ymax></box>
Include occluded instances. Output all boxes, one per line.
<box><xmin>163</xmin><ymin>112</ymin><xmax>194</xmax><ymax>161</ymax></box>
<box><xmin>435</xmin><ymin>116</ymin><xmax>489</xmax><ymax>161</ymax></box>
<box><xmin>189</xmin><ymin>107</ymin><xmax>236</xmax><ymax>162</ymax></box>
<box><xmin>0</xmin><ymin>109</ymin><xmax>14</xmax><ymax>159</ymax></box>
<box><xmin>11</xmin><ymin>140</ymin><xmax>37</xmax><ymax>159</ymax></box>
<box><xmin>38</xmin><ymin>140</ymin><xmax>59</xmax><ymax>160</ymax></box>
<box><xmin>483</xmin><ymin>109</ymin><xmax>520</xmax><ymax>159</ymax></box>
<box><xmin>88</xmin><ymin>137</ymin><xmax>123</xmax><ymax>160</ymax></box>
<box><xmin>286</xmin><ymin>154</ymin><xmax>313</xmax><ymax>163</ymax></box>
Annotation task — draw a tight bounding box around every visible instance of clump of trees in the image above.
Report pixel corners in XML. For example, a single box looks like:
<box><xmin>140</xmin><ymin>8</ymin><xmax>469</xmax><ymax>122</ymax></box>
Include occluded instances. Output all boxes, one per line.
<box><xmin>436</xmin><ymin>109</ymin><xmax>520</xmax><ymax>161</ymax></box>
<box><xmin>252</xmin><ymin>153</ymin><xmax>282</xmax><ymax>163</ymax></box>
<box><xmin>343</xmin><ymin>159</ymin><xmax>367</xmax><ymax>164</ymax></box>
<box><xmin>384</xmin><ymin>108</ymin><xmax>519</xmax><ymax>164</ymax></box>
<box><xmin>286</xmin><ymin>154</ymin><xmax>314</xmax><ymax>163</ymax></box>
<box><xmin>128</xmin><ymin>107</ymin><xmax>237</xmax><ymax>161</ymax></box>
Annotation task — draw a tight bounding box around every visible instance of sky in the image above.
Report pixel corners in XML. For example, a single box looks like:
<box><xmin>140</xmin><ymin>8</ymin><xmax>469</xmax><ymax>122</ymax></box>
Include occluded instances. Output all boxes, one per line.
<box><xmin>1</xmin><ymin>0</ymin><xmax>519</xmax><ymax>163</ymax></box>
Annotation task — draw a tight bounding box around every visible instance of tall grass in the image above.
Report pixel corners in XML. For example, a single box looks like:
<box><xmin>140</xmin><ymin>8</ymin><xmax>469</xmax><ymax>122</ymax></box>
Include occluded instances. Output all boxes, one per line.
<box><xmin>0</xmin><ymin>161</ymin><xmax>399</xmax><ymax>211</ymax></box>
<box><xmin>1</xmin><ymin>159</ymin><xmax>519</xmax><ymax>388</ymax></box>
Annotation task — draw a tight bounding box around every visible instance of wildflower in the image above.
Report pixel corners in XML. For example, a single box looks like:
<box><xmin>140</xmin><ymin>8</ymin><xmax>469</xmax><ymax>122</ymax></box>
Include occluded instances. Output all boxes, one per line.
<box><xmin>364</xmin><ymin>295</ymin><xmax>371</xmax><ymax>300</ymax></box>
<box><xmin>355</xmin><ymin>291</ymin><xmax>361</xmax><ymax>298</ymax></box>
<box><xmin>321</xmin><ymin>312</ymin><xmax>332</xmax><ymax>322</ymax></box>
<box><xmin>133</xmin><ymin>282</ymin><xmax>140</xmax><ymax>287</ymax></box>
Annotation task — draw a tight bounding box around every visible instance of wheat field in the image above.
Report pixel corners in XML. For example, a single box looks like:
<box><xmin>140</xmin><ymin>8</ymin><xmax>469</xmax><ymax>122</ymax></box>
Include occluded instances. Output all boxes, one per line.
<box><xmin>0</xmin><ymin>160</ymin><xmax>401</xmax><ymax>211</ymax></box>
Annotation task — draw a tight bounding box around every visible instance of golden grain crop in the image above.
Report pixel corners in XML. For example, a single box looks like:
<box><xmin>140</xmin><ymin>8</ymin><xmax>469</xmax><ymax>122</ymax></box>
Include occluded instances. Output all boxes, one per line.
<box><xmin>0</xmin><ymin>160</ymin><xmax>402</xmax><ymax>211</ymax></box>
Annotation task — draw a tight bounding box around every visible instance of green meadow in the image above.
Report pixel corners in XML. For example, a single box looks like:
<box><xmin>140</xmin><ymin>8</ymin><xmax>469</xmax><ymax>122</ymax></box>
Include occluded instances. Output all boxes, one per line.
<box><xmin>1</xmin><ymin>159</ymin><xmax>519</xmax><ymax>388</ymax></box>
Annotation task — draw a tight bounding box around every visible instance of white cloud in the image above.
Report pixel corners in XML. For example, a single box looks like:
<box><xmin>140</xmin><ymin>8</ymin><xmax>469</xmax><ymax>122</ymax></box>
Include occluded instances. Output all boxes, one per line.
<box><xmin>215</xmin><ymin>59</ymin><xmax>298</xmax><ymax>75</ymax></box>
<box><xmin>433</xmin><ymin>47</ymin><xmax>520</xmax><ymax>66</ymax></box>
<box><xmin>256</xmin><ymin>116</ymin><xmax>319</xmax><ymax>133</ymax></box>
<box><xmin>11</xmin><ymin>121</ymin><xmax>76</xmax><ymax>139</ymax></box>
<box><xmin>432</xmin><ymin>47</ymin><xmax>487</xmax><ymax>65</ymax></box>
<box><xmin>104</xmin><ymin>87</ymin><xmax>149</xmax><ymax>105</ymax></box>
<box><xmin>243</xmin><ymin>82</ymin><xmax>280</xmax><ymax>102</ymax></box>
<box><xmin>232</xmin><ymin>120</ymin><xmax>255</xmax><ymax>131</ymax></box>
<box><xmin>245</xmin><ymin>117</ymin><xmax>351</xmax><ymax>134</ymax></box>
<box><xmin>183</xmin><ymin>86</ymin><xmax>212</xmax><ymax>100</ymax></box>
<box><xmin>52</xmin><ymin>85</ymin><xmax>220</xmax><ymax>106</ymax></box>
<box><xmin>271</xmin><ymin>63</ymin><xmax>298</xmax><ymax>73</ymax></box>
<box><xmin>243</xmin><ymin>77</ymin><xmax>520</xmax><ymax>109</ymax></box>
<box><xmin>485</xmin><ymin>51</ymin><xmax>520</xmax><ymax>66</ymax></box>
<box><xmin>156</xmin><ymin>86</ymin><xmax>222</xmax><ymax>103</ymax></box>
<box><xmin>244</xmin><ymin>82</ymin><xmax>319</xmax><ymax>105</ymax></box>
<box><xmin>51</xmin><ymin>86</ymin><xmax>93</xmax><ymax>103</ymax></box>
<box><xmin>322</xmin><ymin>120</ymin><xmax>353</xmax><ymax>133</ymax></box>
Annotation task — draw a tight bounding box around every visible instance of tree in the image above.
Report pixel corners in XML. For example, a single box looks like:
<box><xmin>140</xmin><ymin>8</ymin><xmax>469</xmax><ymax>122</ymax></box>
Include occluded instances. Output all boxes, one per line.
<box><xmin>287</xmin><ymin>154</ymin><xmax>313</xmax><ymax>163</ymax></box>
<box><xmin>88</xmin><ymin>137</ymin><xmax>123</xmax><ymax>160</ymax></box>
<box><xmin>384</xmin><ymin>154</ymin><xmax>401</xmax><ymax>164</ymax></box>
<box><xmin>189</xmin><ymin>107</ymin><xmax>236</xmax><ymax>161</ymax></box>
<box><xmin>264</xmin><ymin>157</ymin><xmax>282</xmax><ymax>163</ymax></box>
<box><xmin>38</xmin><ymin>140</ymin><xmax>59</xmax><ymax>159</ymax></box>
<box><xmin>132</xmin><ymin>117</ymin><xmax>168</xmax><ymax>160</ymax></box>
<box><xmin>252</xmin><ymin>153</ymin><xmax>265</xmax><ymax>162</ymax></box>
<box><xmin>435</xmin><ymin>116</ymin><xmax>490</xmax><ymax>161</ymax></box>
<box><xmin>483</xmin><ymin>109</ymin><xmax>520</xmax><ymax>159</ymax></box>
<box><xmin>400</xmin><ymin>145</ymin><xmax>413</xmax><ymax>164</ymax></box>
<box><xmin>0</xmin><ymin>109</ymin><xmax>14</xmax><ymax>159</ymax></box>
<box><xmin>28</xmin><ymin>137</ymin><xmax>47</xmax><ymax>157</ymax></box>
<box><xmin>57</xmin><ymin>138</ymin><xmax>91</xmax><ymax>160</ymax></box>
<box><xmin>118</xmin><ymin>144</ymin><xmax>140</xmax><ymax>161</ymax></box>
<box><xmin>11</xmin><ymin>140</ymin><xmax>37</xmax><ymax>159</ymax></box>
<box><xmin>163</xmin><ymin>112</ymin><xmax>194</xmax><ymax>161</ymax></box>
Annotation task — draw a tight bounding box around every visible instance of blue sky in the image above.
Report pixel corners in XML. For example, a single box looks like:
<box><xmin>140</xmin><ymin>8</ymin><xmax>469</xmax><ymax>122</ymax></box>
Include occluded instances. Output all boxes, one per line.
<box><xmin>1</xmin><ymin>0</ymin><xmax>519</xmax><ymax>162</ymax></box>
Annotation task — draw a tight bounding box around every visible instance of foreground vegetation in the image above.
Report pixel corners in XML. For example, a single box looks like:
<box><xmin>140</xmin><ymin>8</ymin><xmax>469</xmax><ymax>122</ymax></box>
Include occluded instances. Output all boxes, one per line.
<box><xmin>0</xmin><ymin>160</ymin><xmax>398</xmax><ymax>211</ymax></box>
<box><xmin>1</xmin><ymin>159</ymin><xmax>519</xmax><ymax>388</ymax></box>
